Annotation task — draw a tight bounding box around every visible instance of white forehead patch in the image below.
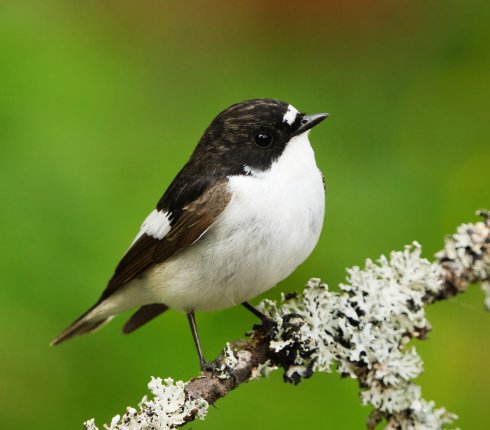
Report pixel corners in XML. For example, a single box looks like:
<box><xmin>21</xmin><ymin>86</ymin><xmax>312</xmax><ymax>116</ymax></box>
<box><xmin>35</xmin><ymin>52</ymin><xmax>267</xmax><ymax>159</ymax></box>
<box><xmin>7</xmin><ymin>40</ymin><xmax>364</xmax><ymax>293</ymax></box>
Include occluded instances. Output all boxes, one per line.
<box><xmin>282</xmin><ymin>104</ymin><xmax>299</xmax><ymax>126</ymax></box>
<box><xmin>132</xmin><ymin>209</ymin><xmax>171</xmax><ymax>244</ymax></box>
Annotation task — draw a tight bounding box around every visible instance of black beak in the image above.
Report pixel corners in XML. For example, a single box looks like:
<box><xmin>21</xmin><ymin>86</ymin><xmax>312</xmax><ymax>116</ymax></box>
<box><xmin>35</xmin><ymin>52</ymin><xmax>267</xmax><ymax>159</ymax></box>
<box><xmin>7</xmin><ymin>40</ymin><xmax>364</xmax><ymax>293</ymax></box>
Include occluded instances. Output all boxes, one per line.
<box><xmin>295</xmin><ymin>113</ymin><xmax>329</xmax><ymax>135</ymax></box>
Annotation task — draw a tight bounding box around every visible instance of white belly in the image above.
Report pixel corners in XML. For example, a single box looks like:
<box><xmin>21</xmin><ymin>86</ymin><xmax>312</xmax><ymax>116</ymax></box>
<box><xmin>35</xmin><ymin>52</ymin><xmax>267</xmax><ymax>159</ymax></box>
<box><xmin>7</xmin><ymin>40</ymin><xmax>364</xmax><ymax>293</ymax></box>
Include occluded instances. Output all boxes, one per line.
<box><xmin>145</xmin><ymin>132</ymin><xmax>325</xmax><ymax>312</ymax></box>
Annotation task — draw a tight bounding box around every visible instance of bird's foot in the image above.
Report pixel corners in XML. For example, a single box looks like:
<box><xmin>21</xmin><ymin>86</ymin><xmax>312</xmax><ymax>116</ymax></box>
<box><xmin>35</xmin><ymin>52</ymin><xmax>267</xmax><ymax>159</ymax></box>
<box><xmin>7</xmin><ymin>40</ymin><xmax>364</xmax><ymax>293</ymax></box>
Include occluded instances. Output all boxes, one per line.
<box><xmin>199</xmin><ymin>359</ymin><xmax>219</xmax><ymax>374</ymax></box>
<box><xmin>242</xmin><ymin>301</ymin><xmax>277</xmax><ymax>336</ymax></box>
<box><xmin>255</xmin><ymin>316</ymin><xmax>278</xmax><ymax>337</ymax></box>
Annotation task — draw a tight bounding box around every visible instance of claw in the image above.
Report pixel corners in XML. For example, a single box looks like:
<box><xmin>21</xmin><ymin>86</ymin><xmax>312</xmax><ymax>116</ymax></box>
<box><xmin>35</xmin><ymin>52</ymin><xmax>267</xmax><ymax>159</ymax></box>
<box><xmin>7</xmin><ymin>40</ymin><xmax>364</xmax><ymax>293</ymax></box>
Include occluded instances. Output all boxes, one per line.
<box><xmin>259</xmin><ymin>316</ymin><xmax>277</xmax><ymax>336</ymax></box>
<box><xmin>200</xmin><ymin>360</ymin><xmax>219</xmax><ymax>373</ymax></box>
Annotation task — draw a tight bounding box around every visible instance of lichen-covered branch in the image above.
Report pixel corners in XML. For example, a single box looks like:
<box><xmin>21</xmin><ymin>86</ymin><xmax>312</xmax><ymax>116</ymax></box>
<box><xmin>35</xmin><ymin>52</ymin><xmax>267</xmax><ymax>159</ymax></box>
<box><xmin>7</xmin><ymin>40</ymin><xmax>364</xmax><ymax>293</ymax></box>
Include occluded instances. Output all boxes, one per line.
<box><xmin>434</xmin><ymin>210</ymin><xmax>490</xmax><ymax>305</ymax></box>
<box><xmin>84</xmin><ymin>211</ymin><xmax>490</xmax><ymax>430</ymax></box>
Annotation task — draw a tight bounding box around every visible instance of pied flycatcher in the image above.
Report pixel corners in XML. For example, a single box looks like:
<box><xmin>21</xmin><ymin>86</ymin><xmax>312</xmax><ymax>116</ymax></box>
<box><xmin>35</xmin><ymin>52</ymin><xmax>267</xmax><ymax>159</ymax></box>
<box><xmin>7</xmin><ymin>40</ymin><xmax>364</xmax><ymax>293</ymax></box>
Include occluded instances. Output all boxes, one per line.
<box><xmin>51</xmin><ymin>98</ymin><xmax>328</xmax><ymax>369</ymax></box>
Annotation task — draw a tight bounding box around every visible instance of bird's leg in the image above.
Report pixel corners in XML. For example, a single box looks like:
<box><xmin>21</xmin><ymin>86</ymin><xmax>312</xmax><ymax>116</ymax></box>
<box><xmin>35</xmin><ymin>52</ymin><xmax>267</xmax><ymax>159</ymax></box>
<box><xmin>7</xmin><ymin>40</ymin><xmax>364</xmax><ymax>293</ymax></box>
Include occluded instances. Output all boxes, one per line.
<box><xmin>241</xmin><ymin>301</ymin><xmax>268</xmax><ymax>321</ymax></box>
<box><xmin>187</xmin><ymin>311</ymin><xmax>211</xmax><ymax>371</ymax></box>
<box><xmin>241</xmin><ymin>301</ymin><xmax>276</xmax><ymax>334</ymax></box>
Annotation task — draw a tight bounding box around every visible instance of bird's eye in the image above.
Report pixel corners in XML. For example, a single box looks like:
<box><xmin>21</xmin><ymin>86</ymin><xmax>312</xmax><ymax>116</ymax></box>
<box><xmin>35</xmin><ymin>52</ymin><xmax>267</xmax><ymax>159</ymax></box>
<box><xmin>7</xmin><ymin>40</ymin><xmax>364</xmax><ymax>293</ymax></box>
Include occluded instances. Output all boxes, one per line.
<box><xmin>254</xmin><ymin>132</ymin><xmax>273</xmax><ymax>148</ymax></box>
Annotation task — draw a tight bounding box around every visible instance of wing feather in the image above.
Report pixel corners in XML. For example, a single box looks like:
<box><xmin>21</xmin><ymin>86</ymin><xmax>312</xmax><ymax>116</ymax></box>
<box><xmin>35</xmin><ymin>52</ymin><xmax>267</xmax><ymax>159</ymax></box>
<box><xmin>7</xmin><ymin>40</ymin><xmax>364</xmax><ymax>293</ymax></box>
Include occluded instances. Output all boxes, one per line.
<box><xmin>98</xmin><ymin>180</ymin><xmax>231</xmax><ymax>302</ymax></box>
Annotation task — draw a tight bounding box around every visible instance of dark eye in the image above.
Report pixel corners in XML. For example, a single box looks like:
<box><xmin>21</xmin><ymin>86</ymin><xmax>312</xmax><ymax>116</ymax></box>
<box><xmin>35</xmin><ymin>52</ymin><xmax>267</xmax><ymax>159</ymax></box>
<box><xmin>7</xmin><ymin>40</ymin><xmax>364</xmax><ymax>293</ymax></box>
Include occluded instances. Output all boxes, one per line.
<box><xmin>254</xmin><ymin>132</ymin><xmax>273</xmax><ymax>148</ymax></box>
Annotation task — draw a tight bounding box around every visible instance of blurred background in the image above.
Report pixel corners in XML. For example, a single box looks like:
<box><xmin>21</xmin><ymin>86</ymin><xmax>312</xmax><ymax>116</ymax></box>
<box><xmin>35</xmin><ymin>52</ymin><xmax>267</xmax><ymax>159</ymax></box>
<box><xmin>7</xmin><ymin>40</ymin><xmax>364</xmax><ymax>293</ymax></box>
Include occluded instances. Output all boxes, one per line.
<box><xmin>1</xmin><ymin>0</ymin><xmax>489</xmax><ymax>428</ymax></box>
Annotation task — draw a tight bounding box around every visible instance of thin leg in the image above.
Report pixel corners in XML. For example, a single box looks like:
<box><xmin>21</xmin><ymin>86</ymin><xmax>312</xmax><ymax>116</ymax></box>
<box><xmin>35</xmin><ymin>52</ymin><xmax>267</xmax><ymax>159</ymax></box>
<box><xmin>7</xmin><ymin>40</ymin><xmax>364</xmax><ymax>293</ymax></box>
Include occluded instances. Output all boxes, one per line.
<box><xmin>242</xmin><ymin>301</ymin><xmax>277</xmax><ymax>335</ymax></box>
<box><xmin>187</xmin><ymin>312</ymin><xmax>206</xmax><ymax>369</ymax></box>
<box><xmin>242</xmin><ymin>301</ymin><xmax>268</xmax><ymax>321</ymax></box>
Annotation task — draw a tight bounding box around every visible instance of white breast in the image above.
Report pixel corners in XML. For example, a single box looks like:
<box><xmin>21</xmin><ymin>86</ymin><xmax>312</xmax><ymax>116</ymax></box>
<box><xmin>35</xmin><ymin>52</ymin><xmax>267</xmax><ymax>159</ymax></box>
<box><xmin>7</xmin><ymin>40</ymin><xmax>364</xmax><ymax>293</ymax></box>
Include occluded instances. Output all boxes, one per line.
<box><xmin>146</xmin><ymin>132</ymin><xmax>325</xmax><ymax>312</ymax></box>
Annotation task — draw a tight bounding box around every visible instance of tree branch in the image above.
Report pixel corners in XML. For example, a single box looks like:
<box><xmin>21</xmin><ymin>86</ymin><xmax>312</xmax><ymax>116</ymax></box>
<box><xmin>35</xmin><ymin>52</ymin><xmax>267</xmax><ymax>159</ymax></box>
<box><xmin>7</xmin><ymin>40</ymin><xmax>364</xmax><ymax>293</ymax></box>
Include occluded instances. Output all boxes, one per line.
<box><xmin>84</xmin><ymin>211</ymin><xmax>490</xmax><ymax>430</ymax></box>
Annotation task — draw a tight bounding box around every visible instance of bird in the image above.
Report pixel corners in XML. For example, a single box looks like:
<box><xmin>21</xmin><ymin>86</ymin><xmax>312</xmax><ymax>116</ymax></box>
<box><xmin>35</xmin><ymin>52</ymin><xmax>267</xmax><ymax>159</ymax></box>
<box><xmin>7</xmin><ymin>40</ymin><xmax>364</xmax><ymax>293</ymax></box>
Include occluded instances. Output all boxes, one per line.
<box><xmin>51</xmin><ymin>98</ymin><xmax>328</xmax><ymax>369</ymax></box>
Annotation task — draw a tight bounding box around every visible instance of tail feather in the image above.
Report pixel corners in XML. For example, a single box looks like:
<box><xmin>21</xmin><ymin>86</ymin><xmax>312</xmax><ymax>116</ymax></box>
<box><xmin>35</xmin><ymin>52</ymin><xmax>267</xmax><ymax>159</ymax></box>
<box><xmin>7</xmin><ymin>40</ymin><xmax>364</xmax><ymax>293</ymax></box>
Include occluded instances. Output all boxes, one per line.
<box><xmin>50</xmin><ymin>304</ymin><xmax>112</xmax><ymax>346</ymax></box>
<box><xmin>51</xmin><ymin>298</ymin><xmax>170</xmax><ymax>345</ymax></box>
<box><xmin>122</xmin><ymin>303</ymin><xmax>169</xmax><ymax>334</ymax></box>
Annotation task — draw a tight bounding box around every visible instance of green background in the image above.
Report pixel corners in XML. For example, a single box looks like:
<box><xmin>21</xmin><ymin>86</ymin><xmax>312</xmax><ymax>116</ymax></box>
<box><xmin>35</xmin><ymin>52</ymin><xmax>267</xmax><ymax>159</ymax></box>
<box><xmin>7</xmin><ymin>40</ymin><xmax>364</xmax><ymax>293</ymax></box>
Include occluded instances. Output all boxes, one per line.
<box><xmin>1</xmin><ymin>1</ymin><xmax>489</xmax><ymax>429</ymax></box>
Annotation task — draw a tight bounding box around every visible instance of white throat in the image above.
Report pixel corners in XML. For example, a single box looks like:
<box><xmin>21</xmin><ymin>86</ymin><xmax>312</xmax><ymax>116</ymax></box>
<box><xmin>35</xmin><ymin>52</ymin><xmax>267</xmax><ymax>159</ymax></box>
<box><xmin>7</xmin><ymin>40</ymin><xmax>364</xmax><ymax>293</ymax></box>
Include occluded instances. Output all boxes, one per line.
<box><xmin>270</xmin><ymin>131</ymin><xmax>317</xmax><ymax>176</ymax></box>
<box><xmin>244</xmin><ymin>131</ymin><xmax>317</xmax><ymax>179</ymax></box>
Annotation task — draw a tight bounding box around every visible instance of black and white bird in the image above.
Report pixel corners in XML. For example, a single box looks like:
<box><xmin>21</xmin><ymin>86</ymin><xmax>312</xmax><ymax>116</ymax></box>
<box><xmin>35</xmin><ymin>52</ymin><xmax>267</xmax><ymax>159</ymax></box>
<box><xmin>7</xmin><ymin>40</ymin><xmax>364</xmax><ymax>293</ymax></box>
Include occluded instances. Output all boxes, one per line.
<box><xmin>51</xmin><ymin>98</ymin><xmax>328</xmax><ymax>369</ymax></box>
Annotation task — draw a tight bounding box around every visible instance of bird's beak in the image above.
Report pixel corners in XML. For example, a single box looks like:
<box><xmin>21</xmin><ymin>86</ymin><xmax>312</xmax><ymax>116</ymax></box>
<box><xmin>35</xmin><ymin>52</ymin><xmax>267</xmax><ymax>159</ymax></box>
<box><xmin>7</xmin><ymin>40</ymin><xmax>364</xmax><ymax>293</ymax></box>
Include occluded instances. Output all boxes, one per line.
<box><xmin>294</xmin><ymin>113</ymin><xmax>329</xmax><ymax>135</ymax></box>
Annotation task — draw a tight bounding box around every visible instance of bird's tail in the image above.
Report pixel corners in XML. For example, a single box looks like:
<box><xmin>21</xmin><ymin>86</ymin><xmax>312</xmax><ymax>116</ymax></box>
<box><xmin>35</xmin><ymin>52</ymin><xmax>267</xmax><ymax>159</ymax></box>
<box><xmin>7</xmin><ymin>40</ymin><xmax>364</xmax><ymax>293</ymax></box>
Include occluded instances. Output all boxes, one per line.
<box><xmin>50</xmin><ymin>304</ymin><xmax>113</xmax><ymax>346</ymax></box>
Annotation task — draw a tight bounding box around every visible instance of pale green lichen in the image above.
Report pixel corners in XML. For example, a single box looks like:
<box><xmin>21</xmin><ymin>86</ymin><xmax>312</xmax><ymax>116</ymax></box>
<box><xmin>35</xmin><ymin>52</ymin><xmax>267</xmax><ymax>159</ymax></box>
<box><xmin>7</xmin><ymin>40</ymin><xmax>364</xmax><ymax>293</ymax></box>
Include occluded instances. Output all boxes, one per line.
<box><xmin>216</xmin><ymin>343</ymin><xmax>239</xmax><ymax>380</ymax></box>
<box><xmin>260</xmin><ymin>244</ymin><xmax>457</xmax><ymax>428</ymax></box>
<box><xmin>84</xmin><ymin>377</ymin><xmax>208</xmax><ymax>430</ymax></box>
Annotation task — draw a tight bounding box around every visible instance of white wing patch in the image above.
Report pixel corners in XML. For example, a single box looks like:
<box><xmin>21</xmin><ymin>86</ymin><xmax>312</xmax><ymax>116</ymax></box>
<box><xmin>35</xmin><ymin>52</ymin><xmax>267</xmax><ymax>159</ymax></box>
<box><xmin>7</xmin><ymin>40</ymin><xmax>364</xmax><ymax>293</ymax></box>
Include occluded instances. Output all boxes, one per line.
<box><xmin>283</xmin><ymin>104</ymin><xmax>299</xmax><ymax>125</ymax></box>
<box><xmin>132</xmin><ymin>209</ymin><xmax>171</xmax><ymax>244</ymax></box>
